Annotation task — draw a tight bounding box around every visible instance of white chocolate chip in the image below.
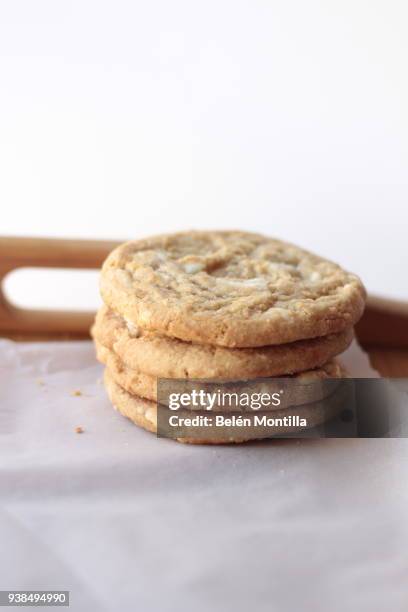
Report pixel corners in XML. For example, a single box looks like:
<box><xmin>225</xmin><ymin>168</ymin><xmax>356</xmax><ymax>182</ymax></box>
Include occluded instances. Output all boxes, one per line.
<box><xmin>183</xmin><ymin>262</ymin><xmax>205</xmax><ymax>274</ymax></box>
<box><xmin>268</xmin><ymin>262</ymin><xmax>297</xmax><ymax>273</ymax></box>
<box><xmin>218</xmin><ymin>277</ymin><xmax>268</xmax><ymax>290</ymax></box>
<box><xmin>241</xmin><ymin>278</ymin><xmax>268</xmax><ymax>289</ymax></box>
<box><xmin>145</xmin><ymin>407</ymin><xmax>156</xmax><ymax>424</ymax></box>
<box><xmin>124</xmin><ymin>318</ymin><xmax>141</xmax><ymax>337</ymax></box>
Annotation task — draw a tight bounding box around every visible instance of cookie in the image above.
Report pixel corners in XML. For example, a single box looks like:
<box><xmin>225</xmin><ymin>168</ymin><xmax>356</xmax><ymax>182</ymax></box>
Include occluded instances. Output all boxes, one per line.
<box><xmin>95</xmin><ymin>339</ymin><xmax>347</xmax><ymax>407</ymax></box>
<box><xmin>103</xmin><ymin>368</ymin><xmax>347</xmax><ymax>444</ymax></box>
<box><xmin>95</xmin><ymin>340</ymin><xmax>157</xmax><ymax>400</ymax></box>
<box><xmin>92</xmin><ymin>306</ymin><xmax>353</xmax><ymax>379</ymax></box>
<box><xmin>100</xmin><ymin>231</ymin><xmax>365</xmax><ymax>347</ymax></box>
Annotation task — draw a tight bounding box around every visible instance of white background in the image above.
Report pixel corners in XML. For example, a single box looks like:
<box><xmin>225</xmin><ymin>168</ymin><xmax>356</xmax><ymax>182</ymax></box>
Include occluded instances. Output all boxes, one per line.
<box><xmin>0</xmin><ymin>1</ymin><xmax>407</xmax><ymax>310</ymax></box>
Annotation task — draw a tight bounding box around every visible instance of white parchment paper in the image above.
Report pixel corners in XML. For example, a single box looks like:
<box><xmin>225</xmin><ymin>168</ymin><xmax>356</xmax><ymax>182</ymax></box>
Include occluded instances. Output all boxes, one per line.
<box><xmin>1</xmin><ymin>339</ymin><xmax>408</xmax><ymax>612</ymax></box>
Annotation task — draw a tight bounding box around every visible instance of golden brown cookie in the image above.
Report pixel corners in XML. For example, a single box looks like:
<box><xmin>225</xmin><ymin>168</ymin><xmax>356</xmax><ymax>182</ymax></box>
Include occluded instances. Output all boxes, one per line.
<box><xmin>103</xmin><ymin>368</ymin><xmax>348</xmax><ymax>444</ymax></box>
<box><xmin>95</xmin><ymin>339</ymin><xmax>347</xmax><ymax>407</ymax></box>
<box><xmin>100</xmin><ymin>231</ymin><xmax>365</xmax><ymax>347</ymax></box>
<box><xmin>92</xmin><ymin>306</ymin><xmax>353</xmax><ymax>379</ymax></box>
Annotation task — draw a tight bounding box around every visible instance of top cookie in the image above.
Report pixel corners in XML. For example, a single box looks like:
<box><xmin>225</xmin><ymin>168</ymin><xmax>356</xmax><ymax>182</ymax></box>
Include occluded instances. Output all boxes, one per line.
<box><xmin>100</xmin><ymin>231</ymin><xmax>365</xmax><ymax>348</ymax></box>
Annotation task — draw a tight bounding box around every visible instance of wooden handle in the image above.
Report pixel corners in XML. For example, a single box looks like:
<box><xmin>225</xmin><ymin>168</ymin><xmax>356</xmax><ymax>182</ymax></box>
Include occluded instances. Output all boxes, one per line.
<box><xmin>356</xmin><ymin>295</ymin><xmax>408</xmax><ymax>349</ymax></box>
<box><xmin>0</xmin><ymin>236</ymin><xmax>119</xmax><ymax>338</ymax></box>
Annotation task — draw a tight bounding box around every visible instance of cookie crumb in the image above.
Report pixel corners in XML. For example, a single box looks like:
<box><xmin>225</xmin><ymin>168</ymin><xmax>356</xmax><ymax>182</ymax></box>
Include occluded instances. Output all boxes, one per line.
<box><xmin>75</xmin><ymin>426</ymin><xmax>84</xmax><ymax>434</ymax></box>
<box><xmin>71</xmin><ymin>390</ymin><xmax>82</xmax><ymax>397</ymax></box>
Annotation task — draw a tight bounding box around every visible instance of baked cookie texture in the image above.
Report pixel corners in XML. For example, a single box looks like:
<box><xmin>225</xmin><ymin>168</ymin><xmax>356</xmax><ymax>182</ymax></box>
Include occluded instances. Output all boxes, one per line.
<box><xmin>100</xmin><ymin>231</ymin><xmax>366</xmax><ymax>348</ymax></box>
<box><xmin>95</xmin><ymin>230</ymin><xmax>365</xmax><ymax>444</ymax></box>
<box><xmin>92</xmin><ymin>306</ymin><xmax>353</xmax><ymax>379</ymax></box>
<box><xmin>94</xmin><ymin>338</ymin><xmax>345</xmax><ymax>404</ymax></box>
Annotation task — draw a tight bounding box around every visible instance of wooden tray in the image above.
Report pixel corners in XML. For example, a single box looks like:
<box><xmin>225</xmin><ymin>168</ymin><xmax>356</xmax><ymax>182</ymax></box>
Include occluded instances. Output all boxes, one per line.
<box><xmin>1</xmin><ymin>236</ymin><xmax>408</xmax><ymax>376</ymax></box>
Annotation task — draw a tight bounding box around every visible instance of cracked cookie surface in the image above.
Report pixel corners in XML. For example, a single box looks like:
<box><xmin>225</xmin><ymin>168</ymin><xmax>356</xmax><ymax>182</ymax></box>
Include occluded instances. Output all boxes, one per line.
<box><xmin>100</xmin><ymin>231</ymin><xmax>365</xmax><ymax>347</ymax></box>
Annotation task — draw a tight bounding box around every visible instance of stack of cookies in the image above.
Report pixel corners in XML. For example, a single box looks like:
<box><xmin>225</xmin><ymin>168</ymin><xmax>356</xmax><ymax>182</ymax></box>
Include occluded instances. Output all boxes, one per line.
<box><xmin>92</xmin><ymin>231</ymin><xmax>366</xmax><ymax>443</ymax></box>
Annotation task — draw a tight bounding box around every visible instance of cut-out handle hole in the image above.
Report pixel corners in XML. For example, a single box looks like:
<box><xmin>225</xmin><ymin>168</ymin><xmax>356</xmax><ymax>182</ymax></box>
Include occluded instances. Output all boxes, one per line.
<box><xmin>3</xmin><ymin>268</ymin><xmax>101</xmax><ymax>312</ymax></box>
